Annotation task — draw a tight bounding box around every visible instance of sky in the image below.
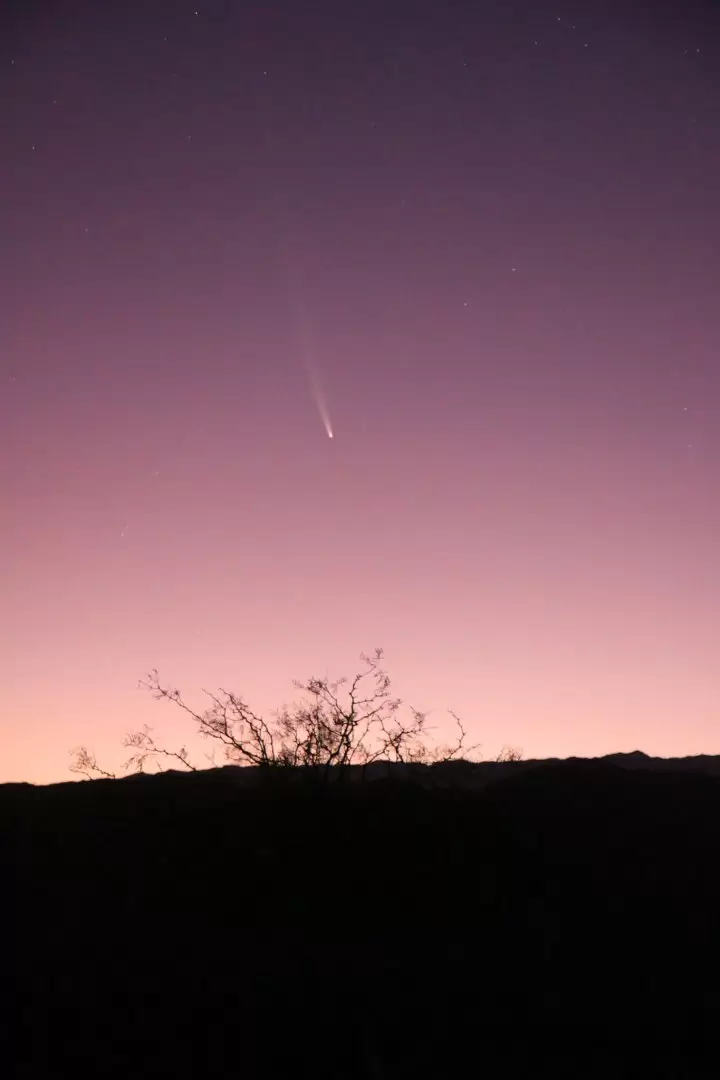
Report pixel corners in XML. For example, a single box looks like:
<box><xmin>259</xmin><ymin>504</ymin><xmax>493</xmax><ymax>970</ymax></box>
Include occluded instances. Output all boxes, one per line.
<box><xmin>2</xmin><ymin>0</ymin><xmax>719</xmax><ymax>784</ymax></box>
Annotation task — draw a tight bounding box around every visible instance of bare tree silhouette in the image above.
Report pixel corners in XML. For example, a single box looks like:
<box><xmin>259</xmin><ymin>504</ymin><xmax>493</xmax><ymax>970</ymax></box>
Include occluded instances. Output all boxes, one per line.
<box><xmin>70</xmin><ymin>649</ymin><xmax>520</xmax><ymax>782</ymax></box>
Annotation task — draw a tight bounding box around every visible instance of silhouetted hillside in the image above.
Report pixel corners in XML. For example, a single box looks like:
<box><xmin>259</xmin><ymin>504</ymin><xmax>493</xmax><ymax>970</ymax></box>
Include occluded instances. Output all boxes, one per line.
<box><xmin>9</xmin><ymin>755</ymin><xmax>720</xmax><ymax>1077</ymax></box>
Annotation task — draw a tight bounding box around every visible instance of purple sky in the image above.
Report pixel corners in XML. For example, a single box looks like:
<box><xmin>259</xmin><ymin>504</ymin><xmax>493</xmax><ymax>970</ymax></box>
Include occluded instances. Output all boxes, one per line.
<box><xmin>3</xmin><ymin>1</ymin><xmax>719</xmax><ymax>783</ymax></box>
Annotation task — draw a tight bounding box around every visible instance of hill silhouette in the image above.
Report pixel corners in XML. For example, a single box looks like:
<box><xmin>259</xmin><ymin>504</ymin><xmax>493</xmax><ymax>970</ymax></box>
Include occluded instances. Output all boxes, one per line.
<box><xmin>9</xmin><ymin>753</ymin><xmax>720</xmax><ymax>1077</ymax></box>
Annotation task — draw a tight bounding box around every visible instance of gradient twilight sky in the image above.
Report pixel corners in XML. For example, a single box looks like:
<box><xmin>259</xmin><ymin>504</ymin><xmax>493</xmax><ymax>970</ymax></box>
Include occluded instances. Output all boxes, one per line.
<box><xmin>3</xmin><ymin>1</ymin><xmax>719</xmax><ymax>784</ymax></box>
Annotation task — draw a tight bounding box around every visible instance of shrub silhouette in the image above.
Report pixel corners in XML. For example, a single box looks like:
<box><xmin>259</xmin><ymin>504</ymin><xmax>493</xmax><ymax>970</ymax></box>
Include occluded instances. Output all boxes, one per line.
<box><xmin>70</xmin><ymin>649</ymin><xmax>509</xmax><ymax>783</ymax></box>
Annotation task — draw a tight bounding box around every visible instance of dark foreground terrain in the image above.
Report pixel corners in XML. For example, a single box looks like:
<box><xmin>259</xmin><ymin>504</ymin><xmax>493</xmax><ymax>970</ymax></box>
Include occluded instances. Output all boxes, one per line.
<box><xmin>8</xmin><ymin>755</ymin><xmax>720</xmax><ymax>1077</ymax></box>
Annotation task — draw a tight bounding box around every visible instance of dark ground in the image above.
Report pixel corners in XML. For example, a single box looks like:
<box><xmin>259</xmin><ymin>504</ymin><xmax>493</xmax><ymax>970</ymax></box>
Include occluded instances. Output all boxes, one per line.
<box><xmin>7</xmin><ymin>758</ymin><xmax>720</xmax><ymax>1077</ymax></box>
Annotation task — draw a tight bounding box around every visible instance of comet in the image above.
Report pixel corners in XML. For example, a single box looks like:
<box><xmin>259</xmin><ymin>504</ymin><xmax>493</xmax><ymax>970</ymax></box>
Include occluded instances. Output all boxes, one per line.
<box><xmin>277</xmin><ymin>253</ymin><xmax>335</xmax><ymax>439</ymax></box>
<box><xmin>313</xmin><ymin>388</ymin><xmax>333</xmax><ymax>439</ymax></box>
<box><xmin>310</xmin><ymin>374</ymin><xmax>334</xmax><ymax>439</ymax></box>
<box><xmin>303</xmin><ymin>351</ymin><xmax>334</xmax><ymax>440</ymax></box>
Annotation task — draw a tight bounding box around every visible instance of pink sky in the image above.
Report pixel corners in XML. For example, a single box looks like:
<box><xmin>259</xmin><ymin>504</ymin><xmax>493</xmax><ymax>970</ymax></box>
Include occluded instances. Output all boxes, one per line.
<box><xmin>3</xmin><ymin>1</ymin><xmax>718</xmax><ymax>783</ymax></box>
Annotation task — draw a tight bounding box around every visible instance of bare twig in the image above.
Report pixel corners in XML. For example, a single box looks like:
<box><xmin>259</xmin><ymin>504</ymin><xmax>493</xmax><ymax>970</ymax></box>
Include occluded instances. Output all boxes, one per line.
<box><xmin>69</xmin><ymin>747</ymin><xmax>117</xmax><ymax>781</ymax></box>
